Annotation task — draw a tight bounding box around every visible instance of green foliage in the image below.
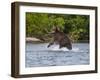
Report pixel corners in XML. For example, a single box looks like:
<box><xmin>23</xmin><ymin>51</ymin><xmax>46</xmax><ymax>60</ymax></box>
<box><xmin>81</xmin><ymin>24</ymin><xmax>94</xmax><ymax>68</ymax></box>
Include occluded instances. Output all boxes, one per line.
<box><xmin>26</xmin><ymin>12</ymin><xmax>89</xmax><ymax>42</ymax></box>
<box><xmin>64</xmin><ymin>15</ymin><xmax>89</xmax><ymax>41</ymax></box>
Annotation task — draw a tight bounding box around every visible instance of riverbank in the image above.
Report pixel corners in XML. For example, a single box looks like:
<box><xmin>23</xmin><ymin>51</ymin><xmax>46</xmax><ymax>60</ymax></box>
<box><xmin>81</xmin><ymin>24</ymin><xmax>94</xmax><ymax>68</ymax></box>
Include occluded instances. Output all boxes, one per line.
<box><xmin>26</xmin><ymin>37</ymin><xmax>43</xmax><ymax>43</ymax></box>
<box><xmin>26</xmin><ymin>37</ymin><xmax>89</xmax><ymax>43</ymax></box>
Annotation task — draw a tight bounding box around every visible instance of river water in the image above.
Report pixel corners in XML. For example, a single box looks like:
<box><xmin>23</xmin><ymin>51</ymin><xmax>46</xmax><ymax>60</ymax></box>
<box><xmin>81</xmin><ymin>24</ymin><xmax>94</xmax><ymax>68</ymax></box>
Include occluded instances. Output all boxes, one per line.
<box><xmin>25</xmin><ymin>43</ymin><xmax>89</xmax><ymax>67</ymax></box>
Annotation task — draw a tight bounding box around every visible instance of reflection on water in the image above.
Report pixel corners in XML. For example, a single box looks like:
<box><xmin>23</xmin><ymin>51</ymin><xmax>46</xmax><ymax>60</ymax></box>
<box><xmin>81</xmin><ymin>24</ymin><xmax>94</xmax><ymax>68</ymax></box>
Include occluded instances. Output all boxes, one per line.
<box><xmin>25</xmin><ymin>43</ymin><xmax>89</xmax><ymax>67</ymax></box>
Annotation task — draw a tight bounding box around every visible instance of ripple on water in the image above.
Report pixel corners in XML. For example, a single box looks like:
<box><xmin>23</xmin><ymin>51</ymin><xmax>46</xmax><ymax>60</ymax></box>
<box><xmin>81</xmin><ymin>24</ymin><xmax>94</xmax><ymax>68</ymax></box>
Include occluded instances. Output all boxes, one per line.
<box><xmin>25</xmin><ymin>43</ymin><xmax>89</xmax><ymax>67</ymax></box>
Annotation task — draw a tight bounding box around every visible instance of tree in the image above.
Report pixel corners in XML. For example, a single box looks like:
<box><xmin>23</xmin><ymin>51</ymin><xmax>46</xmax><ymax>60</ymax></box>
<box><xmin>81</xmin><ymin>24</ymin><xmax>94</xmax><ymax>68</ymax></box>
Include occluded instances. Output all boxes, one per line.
<box><xmin>26</xmin><ymin>13</ymin><xmax>89</xmax><ymax>42</ymax></box>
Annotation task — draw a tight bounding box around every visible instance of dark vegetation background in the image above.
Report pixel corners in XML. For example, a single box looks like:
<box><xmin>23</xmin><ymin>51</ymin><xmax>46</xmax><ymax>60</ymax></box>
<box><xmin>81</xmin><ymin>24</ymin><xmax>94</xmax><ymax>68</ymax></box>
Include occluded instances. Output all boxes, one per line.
<box><xmin>26</xmin><ymin>12</ymin><xmax>89</xmax><ymax>42</ymax></box>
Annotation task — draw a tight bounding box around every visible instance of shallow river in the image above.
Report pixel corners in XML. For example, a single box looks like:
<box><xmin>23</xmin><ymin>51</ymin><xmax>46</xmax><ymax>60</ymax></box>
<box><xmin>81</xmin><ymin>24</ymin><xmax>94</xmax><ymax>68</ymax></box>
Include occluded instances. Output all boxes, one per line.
<box><xmin>25</xmin><ymin>43</ymin><xmax>89</xmax><ymax>67</ymax></box>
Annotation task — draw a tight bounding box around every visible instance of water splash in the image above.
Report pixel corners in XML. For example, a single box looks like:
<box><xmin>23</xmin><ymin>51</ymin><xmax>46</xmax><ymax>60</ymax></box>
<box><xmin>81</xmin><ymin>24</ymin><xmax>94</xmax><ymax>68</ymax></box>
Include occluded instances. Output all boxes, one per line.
<box><xmin>47</xmin><ymin>44</ymin><xmax>80</xmax><ymax>52</ymax></box>
<box><xmin>72</xmin><ymin>47</ymin><xmax>80</xmax><ymax>52</ymax></box>
<box><xmin>26</xmin><ymin>43</ymin><xmax>85</xmax><ymax>53</ymax></box>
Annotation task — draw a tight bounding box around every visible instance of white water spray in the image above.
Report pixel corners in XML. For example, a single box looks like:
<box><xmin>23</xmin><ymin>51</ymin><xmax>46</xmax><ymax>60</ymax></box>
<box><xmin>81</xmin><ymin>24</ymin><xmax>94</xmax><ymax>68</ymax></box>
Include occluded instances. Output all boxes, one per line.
<box><xmin>46</xmin><ymin>44</ymin><xmax>80</xmax><ymax>52</ymax></box>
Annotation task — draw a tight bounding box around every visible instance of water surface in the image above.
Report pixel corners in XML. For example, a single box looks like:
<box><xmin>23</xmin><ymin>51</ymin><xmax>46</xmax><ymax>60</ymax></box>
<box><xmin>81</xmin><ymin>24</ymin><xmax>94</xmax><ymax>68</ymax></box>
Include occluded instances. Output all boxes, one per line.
<box><xmin>25</xmin><ymin>43</ymin><xmax>89</xmax><ymax>67</ymax></box>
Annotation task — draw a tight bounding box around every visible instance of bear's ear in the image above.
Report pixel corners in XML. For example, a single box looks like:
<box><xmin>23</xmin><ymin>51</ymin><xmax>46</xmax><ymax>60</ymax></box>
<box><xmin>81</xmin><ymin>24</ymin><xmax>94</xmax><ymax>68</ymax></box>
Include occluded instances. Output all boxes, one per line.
<box><xmin>52</xmin><ymin>25</ymin><xmax>59</xmax><ymax>32</ymax></box>
<box><xmin>55</xmin><ymin>26</ymin><xmax>59</xmax><ymax>32</ymax></box>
